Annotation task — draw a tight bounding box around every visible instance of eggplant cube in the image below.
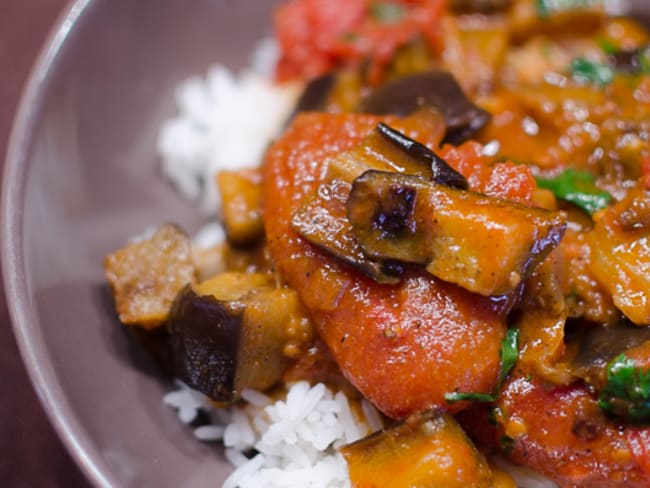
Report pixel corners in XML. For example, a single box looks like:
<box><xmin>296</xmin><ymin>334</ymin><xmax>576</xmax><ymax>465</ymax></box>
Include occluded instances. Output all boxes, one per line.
<box><xmin>168</xmin><ymin>272</ymin><xmax>306</xmax><ymax>403</ymax></box>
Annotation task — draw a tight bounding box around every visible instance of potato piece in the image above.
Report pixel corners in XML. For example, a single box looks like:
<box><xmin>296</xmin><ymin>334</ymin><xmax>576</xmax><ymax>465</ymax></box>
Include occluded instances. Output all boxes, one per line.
<box><xmin>104</xmin><ymin>224</ymin><xmax>196</xmax><ymax>329</ymax></box>
<box><xmin>587</xmin><ymin>186</ymin><xmax>650</xmax><ymax>325</ymax></box>
<box><xmin>347</xmin><ymin>170</ymin><xmax>567</xmax><ymax>296</ymax></box>
<box><xmin>217</xmin><ymin>168</ymin><xmax>264</xmax><ymax>246</ymax></box>
<box><xmin>341</xmin><ymin>410</ymin><xmax>494</xmax><ymax>488</ymax></box>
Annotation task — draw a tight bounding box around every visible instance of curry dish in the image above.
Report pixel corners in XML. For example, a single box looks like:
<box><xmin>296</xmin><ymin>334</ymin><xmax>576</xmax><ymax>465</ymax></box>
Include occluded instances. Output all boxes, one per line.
<box><xmin>105</xmin><ymin>1</ymin><xmax>650</xmax><ymax>486</ymax></box>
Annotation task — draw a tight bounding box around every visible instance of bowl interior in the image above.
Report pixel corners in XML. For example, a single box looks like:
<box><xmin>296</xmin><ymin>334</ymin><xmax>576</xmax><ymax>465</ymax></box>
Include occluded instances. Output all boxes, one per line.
<box><xmin>4</xmin><ymin>0</ymin><xmax>278</xmax><ymax>486</ymax></box>
<box><xmin>4</xmin><ymin>1</ymin><xmax>650</xmax><ymax>487</ymax></box>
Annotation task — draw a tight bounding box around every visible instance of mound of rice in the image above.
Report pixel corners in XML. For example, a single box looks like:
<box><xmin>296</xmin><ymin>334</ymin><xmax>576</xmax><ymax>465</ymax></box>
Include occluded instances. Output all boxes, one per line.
<box><xmin>164</xmin><ymin>382</ymin><xmax>383</xmax><ymax>488</ymax></box>
<box><xmin>157</xmin><ymin>38</ymin><xmax>302</xmax><ymax>214</ymax></box>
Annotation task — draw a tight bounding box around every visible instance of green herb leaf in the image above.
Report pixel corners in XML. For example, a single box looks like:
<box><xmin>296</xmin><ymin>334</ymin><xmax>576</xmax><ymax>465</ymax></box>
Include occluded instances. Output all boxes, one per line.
<box><xmin>598</xmin><ymin>38</ymin><xmax>618</xmax><ymax>55</ymax></box>
<box><xmin>444</xmin><ymin>392</ymin><xmax>496</xmax><ymax>404</ymax></box>
<box><xmin>535</xmin><ymin>0</ymin><xmax>601</xmax><ymax>19</ymax></box>
<box><xmin>570</xmin><ymin>57</ymin><xmax>614</xmax><ymax>86</ymax></box>
<box><xmin>370</xmin><ymin>2</ymin><xmax>407</xmax><ymax>24</ymax></box>
<box><xmin>598</xmin><ymin>354</ymin><xmax>650</xmax><ymax>423</ymax></box>
<box><xmin>497</xmin><ymin>327</ymin><xmax>519</xmax><ymax>388</ymax></box>
<box><xmin>536</xmin><ymin>169</ymin><xmax>612</xmax><ymax>215</ymax></box>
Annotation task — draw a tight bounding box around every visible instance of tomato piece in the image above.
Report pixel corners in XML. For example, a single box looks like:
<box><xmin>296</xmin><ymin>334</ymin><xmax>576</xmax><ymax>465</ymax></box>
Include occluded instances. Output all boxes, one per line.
<box><xmin>274</xmin><ymin>0</ymin><xmax>445</xmax><ymax>84</ymax></box>
<box><xmin>464</xmin><ymin>373</ymin><xmax>650</xmax><ymax>487</ymax></box>
<box><xmin>262</xmin><ymin>113</ymin><xmax>506</xmax><ymax>418</ymax></box>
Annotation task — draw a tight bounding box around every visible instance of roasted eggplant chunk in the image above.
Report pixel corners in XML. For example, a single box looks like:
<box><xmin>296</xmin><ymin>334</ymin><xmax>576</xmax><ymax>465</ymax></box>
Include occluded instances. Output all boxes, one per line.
<box><xmin>168</xmin><ymin>272</ymin><xmax>312</xmax><ymax>403</ymax></box>
<box><xmin>325</xmin><ymin>108</ymin><xmax>448</xmax><ymax>184</ymax></box>
<box><xmin>291</xmin><ymin>179</ymin><xmax>402</xmax><ymax>284</ymax></box>
<box><xmin>217</xmin><ymin>168</ymin><xmax>264</xmax><ymax>246</ymax></box>
<box><xmin>347</xmin><ymin>170</ymin><xmax>567</xmax><ymax>296</ymax></box>
<box><xmin>341</xmin><ymin>410</ymin><xmax>494</xmax><ymax>488</ymax></box>
<box><xmin>104</xmin><ymin>224</ymin><xmax>197</xmax><ymax>329</ymax></box>
<box><xmin>358</xmin><ymin>71</ymin><xmax>491</xmax><ymax>145</ymax></box>
<box><xmin>376</xmin><ymin>122</ymin><xmax>468</xmax><ymax>189</ymax></box>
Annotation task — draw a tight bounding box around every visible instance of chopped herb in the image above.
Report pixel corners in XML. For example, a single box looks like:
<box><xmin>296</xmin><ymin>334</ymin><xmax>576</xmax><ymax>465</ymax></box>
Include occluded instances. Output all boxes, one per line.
<box><xmin>444</xmin><ymin>392</ymin><xmax>495</xmax><ymax>404</ymax></box>
<box><xmin>497</xmin><ymin>327</ymin><xmax>519</xmax><ymax>388</ymax></box>
<box><xmin>570</xmin><ymin>57</ymin><xmax>614</xmax><ymax>86</ymax></box>
<box><xmin>536</xmin><ymin>169</ymin><xmax>612</xmax><ymax>215</ymax></box>
<box><xmin>370</xmin><ymin>2</ymin><xmax>407</xmax><ymax>24</ymax></box>
<box><xmin>598</xmin><ymin>354</ymin><xmax>650</xmax><ymax>423</ymax></box>
<box><xmin>598</xmin><ymin>38</ymin><xmax>618</xmax><ymax>55</ymax></box>
<box><xmin>535</xmin><ymin>0</ymin><xmax>601</xmax><ymax>19</ymax></box>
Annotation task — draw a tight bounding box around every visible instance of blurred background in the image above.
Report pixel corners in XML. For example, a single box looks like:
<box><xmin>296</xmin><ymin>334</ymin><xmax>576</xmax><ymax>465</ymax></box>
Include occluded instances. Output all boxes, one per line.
<box><xmin>0</xmin><ymin>1</ymin><xmax>89</xmax><ymax>486</ymax></box>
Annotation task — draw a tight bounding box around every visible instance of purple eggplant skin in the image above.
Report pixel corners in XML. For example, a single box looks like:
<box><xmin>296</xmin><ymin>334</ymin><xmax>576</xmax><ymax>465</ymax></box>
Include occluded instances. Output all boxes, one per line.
<box><xmin>375</xmin><ymin>123</ymin><xmax>469</xmax><ymax>190</ymax></box>
<box><xmin>168</xmin><ymin>285</ymin><xmax>242</xmax><ymax>403</ymax></box>
<box><xmin>290</xmin><ymin>178</ymin><xmax>404</xmax><ymax>284</ymax></box>
<box><xmin>568</xmin><ymin>320</ymin><xmax>650</xmax><ymax>388</ymax></box>
<box><xmin>358</xmin><ymin>71</ymin><xmax>491</xmax><ymax>145</ymax></box>
<box><xmin>347</xmin><ymin>170</ymin><xmax>567</xmax><ymax>296</ymax></box>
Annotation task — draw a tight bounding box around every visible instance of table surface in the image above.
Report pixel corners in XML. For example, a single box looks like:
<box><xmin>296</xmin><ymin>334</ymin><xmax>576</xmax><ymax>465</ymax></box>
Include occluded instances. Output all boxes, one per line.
<box><xmin>0</xmin><ymin>1</ymin><xmax>91</xmax><ymax>486</ymax></box>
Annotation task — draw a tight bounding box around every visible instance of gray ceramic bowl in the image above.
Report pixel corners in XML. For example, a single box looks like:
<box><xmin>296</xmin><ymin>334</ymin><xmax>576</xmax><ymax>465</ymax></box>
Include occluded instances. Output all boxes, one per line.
<box><xmin>4</xmin><ymin>1</ymin><xmax>650</xmax><ymax>487</ymax></box>
<box><xmin>3</xmin><ymin>0</ymin><xmax>280</xmax><ymax>486</ymax></box>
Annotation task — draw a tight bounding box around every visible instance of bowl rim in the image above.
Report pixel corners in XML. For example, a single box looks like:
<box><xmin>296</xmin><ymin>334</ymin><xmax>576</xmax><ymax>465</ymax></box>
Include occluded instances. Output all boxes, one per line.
<box><xmin>1</xmin><ymin>1</ymin><xmax>119</xmax><ymax>486</ymax></box>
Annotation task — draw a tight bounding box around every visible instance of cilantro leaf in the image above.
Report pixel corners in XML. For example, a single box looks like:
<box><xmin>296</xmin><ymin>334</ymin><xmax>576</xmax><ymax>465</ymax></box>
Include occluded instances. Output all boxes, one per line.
<box><xmin>536</xmin><ymin>169</ymin><xmax>612</xmax><ymax>215</ymax></box>
<box><xmin>570</xmin><ymin>57</ymin><xmax>614</xmax><ymax>86</ymax></box>
<box><xmin>598</xmin><ymin>354</ymin><xmax>650</xmax><ymax>423</ymax></box>
<box><xmin>497</xmin><ymin>327</ymin><xmax>519</xmax><ymax>388</ymax></box>
<box><xmin>444</xmin><ymin>392</ymin><xmax>495</xmax><ymax>404</ymax></box>
<box><xmin>370</xmin><ymin>2</ymin><xmax>406</xmax><ymax>24</ymax></box>
<box><xmin>535</xmin><ymin>0</ymin><xmax>601</xmax><ymax>19</ymax></box>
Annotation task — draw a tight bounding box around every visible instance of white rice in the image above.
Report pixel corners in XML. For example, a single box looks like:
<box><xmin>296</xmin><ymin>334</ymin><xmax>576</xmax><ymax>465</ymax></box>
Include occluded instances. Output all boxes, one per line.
<box><xmin>156</xmin><ymin>38</ymin><xmax>302</xmax><ymax>214</ymax></box>
<box><xmin>164</xmin><ymin>382</ymin><xmax>380</xmax><ymax>488</ymax></box>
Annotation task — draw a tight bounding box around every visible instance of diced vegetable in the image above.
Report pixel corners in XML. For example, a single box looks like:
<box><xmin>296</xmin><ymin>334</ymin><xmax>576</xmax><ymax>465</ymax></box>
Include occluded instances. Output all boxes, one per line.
<box><xmin>536</xmin><ymin>169</ymin><xmax>612</xmax><ymax>215</ymax></box>
<box><xmin>291</xmin><ymin>179</ymin><xmax>403</xmax><ymax>284</ymax></box>
<box><xmin>217</xmin><ymin>168</ymin><xmax>264</xmax><ymax>246</ymax></box>
<box><xmin>570</xmin><ymin>321</ymin><xmax>650</xmax><ymax>387</ymax></box>
<box><xmin>610</xmin><ymin>46</ymin><xmax>650</xmax><ymax>74</ymax></box>
<box><xmin>514</xmin><ymin>253</ymin><xmax>572</xmax><ymax>385</ymax></box>
<box><xmin>341</xmin><ymin>410</ymin><xmax>494</xmax><ymax>488</ymax></box>
<box><xmin>587</xmin><ymin>186</ymin><xmax>650</xmax><ymax>325</ymax></box>
<box><xmin>324</xmin><ymin>108</ymin><xmax>448</xmax><ymax>184</ymax></box>
<box><xmin>104</xmin><ymin>224</ymin><xmax>197</xmax><ymax>329</ymax></box>
<box><xmin>376</xmin><ymin>123</ymin><xmax>468</xmax><ymax>189</ymax></box>
<box><xmin>347</xmin><ymin>170</ymin><xmax>567</xmax><ymax>295</ymax></box>
<box><xmin>358</xmin><ymin>71</ymin><xmax>491</xmax><ymax>144</ymax></box>
<box><xmin>168</xmin><ymin>272</ymin><xmax>312</xmax><ymax>403</ymax></box>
